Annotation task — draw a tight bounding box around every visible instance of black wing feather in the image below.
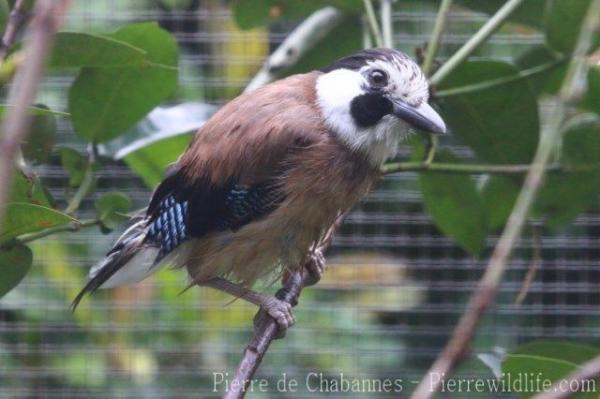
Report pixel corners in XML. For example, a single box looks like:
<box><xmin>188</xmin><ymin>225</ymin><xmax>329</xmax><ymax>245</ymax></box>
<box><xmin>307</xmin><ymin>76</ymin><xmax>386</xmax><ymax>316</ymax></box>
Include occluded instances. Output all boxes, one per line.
<box><xmin>145</xmin><ymin>168</ymin><xmax>284</xmax><ymax>260</ymax></box>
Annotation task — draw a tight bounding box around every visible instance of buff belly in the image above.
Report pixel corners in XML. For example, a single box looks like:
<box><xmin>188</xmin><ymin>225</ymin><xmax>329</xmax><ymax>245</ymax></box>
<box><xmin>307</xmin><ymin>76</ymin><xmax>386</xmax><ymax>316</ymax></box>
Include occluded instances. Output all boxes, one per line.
<box><xmin>183</xmin><ymin>207</ymin><xmax>329</xmax><ymax>287</ymax></box>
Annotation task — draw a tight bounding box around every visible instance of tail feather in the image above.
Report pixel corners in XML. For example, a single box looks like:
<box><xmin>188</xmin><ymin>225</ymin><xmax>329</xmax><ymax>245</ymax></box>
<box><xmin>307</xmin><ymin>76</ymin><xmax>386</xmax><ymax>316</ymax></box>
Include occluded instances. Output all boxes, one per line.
<box><xmin>73</xmin><ymin>187</ymin><xmax>194</xmax><ymax>310</ymax></box>
<box><xmin>72</xmin><ymin>220</ymin><xmax>156</xmax><ymax>310</ymax></box>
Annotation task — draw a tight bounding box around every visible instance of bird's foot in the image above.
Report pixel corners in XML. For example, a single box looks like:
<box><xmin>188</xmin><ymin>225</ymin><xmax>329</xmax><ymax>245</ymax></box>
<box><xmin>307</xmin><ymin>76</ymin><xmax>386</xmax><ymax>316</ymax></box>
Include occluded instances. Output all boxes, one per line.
<box><xmin>304</xmin><ymin>249</ymin><xmax>326</xmax><ymax>286</ymax></box>
<box><xmin>253</xmin><ymin>296</ymin><xmax>295</xmax><ymax>339</ymax></box>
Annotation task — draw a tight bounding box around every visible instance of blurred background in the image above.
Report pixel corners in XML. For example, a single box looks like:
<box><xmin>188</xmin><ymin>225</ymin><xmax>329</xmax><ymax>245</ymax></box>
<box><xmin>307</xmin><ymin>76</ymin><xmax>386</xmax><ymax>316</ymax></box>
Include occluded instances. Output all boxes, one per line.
<box><xmin>1</xmin><ymin>1</ymin><xmax>599</xmax><ymax>398</ymax></box>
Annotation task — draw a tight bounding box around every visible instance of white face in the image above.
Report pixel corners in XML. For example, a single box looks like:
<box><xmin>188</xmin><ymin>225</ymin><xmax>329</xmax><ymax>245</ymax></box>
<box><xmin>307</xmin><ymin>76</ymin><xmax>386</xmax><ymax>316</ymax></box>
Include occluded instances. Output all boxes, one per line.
<box><xmin>315</xmin><ymin>51</ymin><xmax>440</xmax><ymax>166</ymax></box>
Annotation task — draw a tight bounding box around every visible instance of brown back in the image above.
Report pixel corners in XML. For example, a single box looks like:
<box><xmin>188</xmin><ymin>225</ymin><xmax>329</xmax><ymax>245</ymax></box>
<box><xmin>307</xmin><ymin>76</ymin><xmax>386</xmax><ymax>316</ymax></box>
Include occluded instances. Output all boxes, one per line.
<box><xmin>179</xmin><ymin>72</ymin><xmax>328</xmax><ymax>186</ymax></box>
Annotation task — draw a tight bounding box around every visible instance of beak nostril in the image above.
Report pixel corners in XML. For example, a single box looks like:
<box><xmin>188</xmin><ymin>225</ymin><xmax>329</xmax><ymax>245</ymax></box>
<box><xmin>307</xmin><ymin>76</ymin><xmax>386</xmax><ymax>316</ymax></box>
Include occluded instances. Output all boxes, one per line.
<box><xmin>392</xmin><ymin>100</ymin><xmax>447</xmax><ymax>134</ymax></box>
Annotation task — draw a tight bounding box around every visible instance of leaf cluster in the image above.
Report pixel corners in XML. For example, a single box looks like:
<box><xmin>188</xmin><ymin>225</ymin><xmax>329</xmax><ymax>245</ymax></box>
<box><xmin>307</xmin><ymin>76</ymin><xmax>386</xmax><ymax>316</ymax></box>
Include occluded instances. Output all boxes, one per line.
<box><xmin>0</xmin><ymin>22</ymin><xmax>177</xmax><ymax>297</ymax></box>
<box><xmin>417</xmin><ymin>1</ymin><xmax>600</xmax><ymax>256</ymax></box>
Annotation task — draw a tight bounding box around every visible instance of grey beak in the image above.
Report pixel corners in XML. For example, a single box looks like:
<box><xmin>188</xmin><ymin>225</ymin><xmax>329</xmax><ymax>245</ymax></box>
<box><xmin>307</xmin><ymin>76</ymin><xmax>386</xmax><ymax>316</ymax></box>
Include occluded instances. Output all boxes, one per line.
<box><xmin>392</xmin><ymin>100</ymin><xmax>447</xmax><ymax>134</ymax></box>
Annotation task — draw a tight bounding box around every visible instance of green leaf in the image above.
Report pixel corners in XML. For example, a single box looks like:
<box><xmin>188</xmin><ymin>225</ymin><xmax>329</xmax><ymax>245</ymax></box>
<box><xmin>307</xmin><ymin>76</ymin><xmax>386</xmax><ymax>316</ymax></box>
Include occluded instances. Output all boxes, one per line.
<box><xmin>285</xmin><ymin>15</ymin><xmax>362</xmax><ymax>76</ymax></box>
<box><xmin>21</xmin><ymin>0</ymin><xmax>35</xmax><ymax>12</ymax></box>
<box><xmin>0</xmin><ymin>244</ymin><xmax>33</xmax><ymax>298</ymax></box>
<box><xmin>0</xmin><ymin>203</ymin><xmax>75</xmax><ymax>243</ymax></box>
<box><xmin>545</xmin><ymin>0</ymin><xmax>600</xmax><ymax>54</ymax></box>
<box><xmin>502</xmin><ymin>340</ymin><xmax>600</xmax><ymax>398</ymax></box>
<box><xmin>69</xmin><ymin>22</ymin><xmax>178</xmax><ymax>143</ymax></box>
<box><xmin>159</xmin><ymin>0</ymin><xmax>195</xmax><ymax>9</ymax></box>
<box><xmin>437</xmin><ymin>61</ymin><xmax>540</xmax><ymax>164</ymax></box>
<box><xmin>10</xmin><ymin>169</ymin><xmax>53</xmax><ymax>207</ymax></box>
<box><xmin>535</xmin><ymin>115</ymin><xmax>600</xmax><ymax>229</ymax></box>
<box><xmin>50</xmin><ymin>32</ymin><xmax>147</xmax><ymax>68</ymax></box>
<box><xmin>455</xmin><ymin>0</ymin><xmax>547</xmax><ymax>29</ymax></box>
<box><xmin>481</xmin><ymin>176</ymin><xmax>519</xmax><ymax>231</ymax></box>
<box><xmin>109</xmin><ymin>22</ymin><xmax>178</xmax><ymax>68</ymax></box>
<box><xmin>20</xmin><ymin>104</ymin><xmax>56</xmax><ymax>163</ymax></box>
<box><xmin>232</xmin><ymin>0</ymin><xmax>270</xmax><ymax>30</ymax></box>
<box><xmin>515</xmin><ymin>45</ymin><xmax>565</xmax><ymax>95</ymax></box>
<box><xmin>95</xmin><ymin>193</ymin><xmax>131</xmax><ymax>229</ymax></box>
<box><xmin>419</xmin><ymin>150</ymin><xmax>487</xmax><ymax>255</ymax></box>
<box><xmin>562</xmin><ymin>116</ymin><xmax>600</xmax><ymax>169</ymax></box>
<box><xmin>60</xmin><ymin>147</ymin><xmax>87</xmax><ymax>188</ymax></box>
<box><xmin>232</xmin><ymin>0</ymin><xmax>362</xmax><ymax>29</ymax></box>
<box><xmin>509</xmin><ymin>340</ymin><xmax>600</xmax><ymax>365</ymax></box>
<box><xmin>122</xmin><ymin>133</ymin><xmax>192</xmax><ymax>188</ymax></box>
<box><xmin>232</xmin><ymin>9</ymin><xmax>361</xmax><ymax>75</ymax></box>
<box><xmin>0</xmin><ymin>1</ymin><xmax>8</xmax><ymax>34</ymax></box>
<box><xmin>0</xmin><ymin>104</ymin><xmax>62</xmax><ymax>164</ymax></box>
<box><xmin>582</xmin><ymin>67</ymin><xmax>600</xmax><ymax>117</ymax></box>
<box><xmin>274</xmin><ymin>0</ymin><xmax>362</xmax><ymax>17</ymax></box>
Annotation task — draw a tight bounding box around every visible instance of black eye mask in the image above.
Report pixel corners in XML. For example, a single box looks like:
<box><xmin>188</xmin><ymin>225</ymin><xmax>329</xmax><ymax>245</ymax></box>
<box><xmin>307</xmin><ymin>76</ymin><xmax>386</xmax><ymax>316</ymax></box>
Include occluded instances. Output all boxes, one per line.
<box><xmin>349</xmin><ymin>93</ymin><xmax>394</xmax><ymax>128</ymax></box>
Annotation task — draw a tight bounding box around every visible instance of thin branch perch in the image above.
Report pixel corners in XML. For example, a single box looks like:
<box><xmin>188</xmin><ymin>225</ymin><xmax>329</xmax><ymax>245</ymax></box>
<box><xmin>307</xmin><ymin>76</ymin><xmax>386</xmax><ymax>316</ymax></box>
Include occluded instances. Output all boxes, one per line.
<box><xmin>12</xmin><ymin>219</ymin><xmax>100</xmax><ymax>246</ymax></box>
<box><xmin>410</xmin><ymin>1</ymin><xmax>600</xmax><ymax>398</ymax></box>
<box><xmin>422</xmin><ymin>0</ymin><xmax>453</xmax><ymax>77</ymax></box>
<box><xmin>224</xmin><ymin>214</ymin><xmax>344</xmax><ymax>399</ymax></box>
<box><xmin>64</xmin><ymin>145</ymin><xmax>98</xmax><ymax>215</ymax></box>
<box><xmin>0</xmin><ymin>0</ymin><xmax>71</xmax><ymax>232</ymax></box>
<box><xmin>435</xmin><ymin>58</ymin><xmax>564</xmax><ymax>97</ymax></box>
<box><xmin>362</xmin><ymin>0</ymin><xmax>384</xmax><ymax>47</ymax></box>
<box><xmin>514</xmin><ymin>224</ymin><xmax>541</xmax><ymax>306</ymax></box>
<box><xmin>381</xmin><ymin>161</ymin><xmax>563</xmax><ymax>175</ymax></box>
<box><xmin>430</xmin><ymin>0</ymin><xmax>525</xmax><ymax>85</ymax></box>
<box><xmin>0</xmin><ymin>0</ymin><xmax>28</xmax><ymax>65</ymax></box>
<box><xmin>380</xmin><ymin>0</ymin><xmax>393</xmax><ymax>48</ymax></box>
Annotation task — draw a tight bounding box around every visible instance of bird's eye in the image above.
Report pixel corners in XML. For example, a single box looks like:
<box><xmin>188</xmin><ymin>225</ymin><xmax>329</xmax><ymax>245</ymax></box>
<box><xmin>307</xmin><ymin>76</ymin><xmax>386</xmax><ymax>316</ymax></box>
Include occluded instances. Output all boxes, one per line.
<box><xmin>368</xmin><ymin>69</ymin><xmax>388</xmax><ymax>88</ymax></box>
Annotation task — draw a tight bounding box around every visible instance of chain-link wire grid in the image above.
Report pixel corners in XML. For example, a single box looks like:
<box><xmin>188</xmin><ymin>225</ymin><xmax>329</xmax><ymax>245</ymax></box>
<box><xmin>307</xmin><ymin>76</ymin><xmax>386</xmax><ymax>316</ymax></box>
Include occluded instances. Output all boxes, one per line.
<box><xmin>0</xmin><ymin>2</ymin><xmax>598</xmax><ymax>398</ymax></box>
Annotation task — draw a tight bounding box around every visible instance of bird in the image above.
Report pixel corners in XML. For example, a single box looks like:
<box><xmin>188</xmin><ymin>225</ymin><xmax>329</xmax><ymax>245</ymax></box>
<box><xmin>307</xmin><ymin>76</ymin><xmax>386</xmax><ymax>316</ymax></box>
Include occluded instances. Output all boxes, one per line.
<box><xmin>73</xmin><ymin>48</ymin><xmax>446</xmax><ymax>333</ymax></box>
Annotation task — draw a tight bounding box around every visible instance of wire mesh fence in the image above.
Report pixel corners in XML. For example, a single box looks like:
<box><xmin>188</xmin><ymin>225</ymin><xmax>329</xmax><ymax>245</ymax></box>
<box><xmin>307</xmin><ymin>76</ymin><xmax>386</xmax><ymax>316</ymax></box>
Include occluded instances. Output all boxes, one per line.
<box><xmin>1</xmin><ymin>1</ymin><xmax>599</xmax><ymax>398</ymax></box>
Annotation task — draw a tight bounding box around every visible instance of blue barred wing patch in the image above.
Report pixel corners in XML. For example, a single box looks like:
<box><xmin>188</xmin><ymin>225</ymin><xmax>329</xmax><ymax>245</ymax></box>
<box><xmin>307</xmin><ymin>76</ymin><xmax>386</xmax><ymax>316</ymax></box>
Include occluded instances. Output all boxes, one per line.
<box><xmin>147</xmin><ymin>195</ymin><xmax>188</xmax><ymax>259</ymax></box>
<box><xmin>146</xmin><ymin>182</ymin><xmax>282</xmax><ymax>260</ymax></box>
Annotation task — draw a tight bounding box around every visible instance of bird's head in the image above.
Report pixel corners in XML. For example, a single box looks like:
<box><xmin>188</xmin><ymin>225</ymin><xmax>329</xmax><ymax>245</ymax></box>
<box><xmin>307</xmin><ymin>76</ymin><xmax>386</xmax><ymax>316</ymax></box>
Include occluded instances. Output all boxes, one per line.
<box><xmin>316</xmin><ymin>48</ymin><xmax>446</xmax><ymax>165</ymax></box>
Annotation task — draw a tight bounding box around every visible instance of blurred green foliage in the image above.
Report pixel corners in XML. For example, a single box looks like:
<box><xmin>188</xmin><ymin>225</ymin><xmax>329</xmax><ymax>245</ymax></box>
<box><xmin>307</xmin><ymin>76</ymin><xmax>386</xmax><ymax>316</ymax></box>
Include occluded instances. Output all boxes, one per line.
<box><xmin>0</xmin><ymin>0</ymin><xmax>600</xmax><ymax>397</ymax></box>
<box><xmin>0</xmin><ymin>243</ymin><xmax>32</xmax><ymax>297</ymax></box>
<box><xmin>69</xmin><ymin>22</ymin><xmax>179</xmax><ymax>142</ymax></box>
<box><xmin>438</xmin><ymin>61</ymin><xmax>540</xmax><ymax>165</ymax></box>
<box><xmin>122</xmin><ymin>132</ymin><xmax>192</xmax><ymax>187</ymax></box>
<box><xmin>49</xmin><ymin>32</ymin><xmax>148</xmax><ymax>69</ymax></box>
<box><xmin>502</xmin><ymin>340</ymin><xmax>600</xmax><ymax>398</ymax></box>
<box><xmin>420</xmin><ymin>150</ymin><xmax>487</xmax><ymax>255</ymax></box>
<box><xmin>0</xmin><ymin>203</ymin><xmax>74</xmax><ymax>242</ymax></box>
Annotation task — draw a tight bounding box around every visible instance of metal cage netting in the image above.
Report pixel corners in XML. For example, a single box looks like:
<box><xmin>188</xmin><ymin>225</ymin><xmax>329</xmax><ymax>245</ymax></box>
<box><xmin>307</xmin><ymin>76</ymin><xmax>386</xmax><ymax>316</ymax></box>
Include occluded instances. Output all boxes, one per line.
<box><xmin>0</xmin><ymin>2</ymin><xmax>598</xmax><ymax>398</ymax></box>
